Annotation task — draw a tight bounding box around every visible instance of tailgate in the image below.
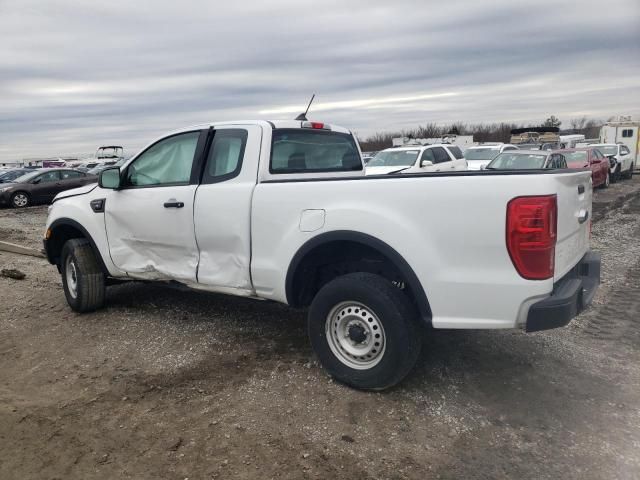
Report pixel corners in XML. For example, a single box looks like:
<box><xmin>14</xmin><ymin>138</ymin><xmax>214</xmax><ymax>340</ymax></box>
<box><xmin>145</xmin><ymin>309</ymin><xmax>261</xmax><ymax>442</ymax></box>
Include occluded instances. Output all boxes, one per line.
<box><xmin>554</xmin><ymin>171</ymin><xmax>592</xmax><ymax>280</ymax></box>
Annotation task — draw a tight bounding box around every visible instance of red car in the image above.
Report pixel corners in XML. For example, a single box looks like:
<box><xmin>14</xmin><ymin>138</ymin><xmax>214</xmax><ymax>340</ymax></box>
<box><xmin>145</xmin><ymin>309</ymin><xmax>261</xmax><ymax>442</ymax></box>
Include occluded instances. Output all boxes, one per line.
<box><xmin>556</xmin><ymin>147</ymin><xmax>610</xmax><ymax>188</ymax></box>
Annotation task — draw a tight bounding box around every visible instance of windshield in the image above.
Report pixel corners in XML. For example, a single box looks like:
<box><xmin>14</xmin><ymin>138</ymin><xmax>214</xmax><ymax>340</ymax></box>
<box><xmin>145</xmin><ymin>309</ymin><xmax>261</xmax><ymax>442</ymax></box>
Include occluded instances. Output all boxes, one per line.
<box><xmin>465</xmin><ymin>148</ymin><xmax>499</xmax><ymax>161</ymax></box>
<box><xmin>564</xmin><ymin>151</ymin><xmax>588</xmax><ymax>166</ymax></box>
<box><xmin>367</xmin><ymin>150</ymin><xmax>420</xmax><ymax>167</ymax></box>
<box><xmin>0</xmin><ymin>170</ymin><xmax>27</xmax><ymax>182</ymax></box>
<box><xmin>594</xmin><ymin>146</ymin><xmax>617</xmax><ymax>156</ymax></box>
<box><xmin>488</xmin><ymin>153</ymin><xmax>547</xmax><ymax>169</ymax></box>
<box><xmin>12</xmin><ymin>170</ymin><xmax>42</xmax><ymax>183</ymax></box>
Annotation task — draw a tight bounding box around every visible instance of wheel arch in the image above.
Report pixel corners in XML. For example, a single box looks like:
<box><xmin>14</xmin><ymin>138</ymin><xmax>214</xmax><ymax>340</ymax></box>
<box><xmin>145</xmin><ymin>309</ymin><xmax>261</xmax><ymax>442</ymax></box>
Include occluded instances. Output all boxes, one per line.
<box><xmin>45</xmin><ymin>218</ymin><xmax>109</xmax><ymax>275</ymax></box>
<box><xmin>285</xmin><ymin>230</ymin><xmax>432</xmax><ymax>327</ymax></box>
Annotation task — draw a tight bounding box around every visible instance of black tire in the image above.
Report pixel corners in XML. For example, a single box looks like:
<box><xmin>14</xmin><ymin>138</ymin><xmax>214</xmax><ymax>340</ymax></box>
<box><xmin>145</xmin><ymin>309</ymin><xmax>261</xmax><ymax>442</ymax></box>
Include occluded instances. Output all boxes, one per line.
<box><xmin>625</xmin><ymin>164</ymin><xmax>634</xmax><ymax>180</ymax></box>
<box><xmin>611</xmin><ymin>165</ymin><xmax>620</xmax><ymax>183</ymax></box>
<box><xmin>11</xmin><ymin>191</ymin><xmax>30</xmax><ymax>208</ymax></box>
<box><xmin>308</xmin><ymin>272</ymin><xmax>422</xmax><ymax>390</ymax></box>
<box><xmin>60</xmin><ymin>238</ymin><xmax>106</xmax><ymax>312</ymax></box>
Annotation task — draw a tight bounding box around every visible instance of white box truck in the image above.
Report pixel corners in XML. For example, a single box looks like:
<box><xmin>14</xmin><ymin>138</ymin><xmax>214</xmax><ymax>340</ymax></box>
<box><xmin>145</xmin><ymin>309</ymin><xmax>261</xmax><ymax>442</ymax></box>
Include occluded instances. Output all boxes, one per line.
<box><xmin>600</xmin><ymin>117</ymin><xmax>640</xmax><ymax>169</ymax></box>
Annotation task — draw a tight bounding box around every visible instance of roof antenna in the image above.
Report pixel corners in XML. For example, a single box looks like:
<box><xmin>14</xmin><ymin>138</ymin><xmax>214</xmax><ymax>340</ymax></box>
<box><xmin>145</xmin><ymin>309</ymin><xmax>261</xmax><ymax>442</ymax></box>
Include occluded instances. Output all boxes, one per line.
<box><xmin>295</xmin><ymin>94</ymin><xmax>315</xmax><ymax>121</ymax></box>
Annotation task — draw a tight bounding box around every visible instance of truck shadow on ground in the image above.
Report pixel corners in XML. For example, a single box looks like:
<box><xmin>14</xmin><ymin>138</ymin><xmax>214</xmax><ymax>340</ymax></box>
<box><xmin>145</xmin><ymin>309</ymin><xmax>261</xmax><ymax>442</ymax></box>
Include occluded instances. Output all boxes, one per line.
<box><xmin>102</xmin><ymin>280</ymin><xmax>618</xmax><ymax>431</ymax></box>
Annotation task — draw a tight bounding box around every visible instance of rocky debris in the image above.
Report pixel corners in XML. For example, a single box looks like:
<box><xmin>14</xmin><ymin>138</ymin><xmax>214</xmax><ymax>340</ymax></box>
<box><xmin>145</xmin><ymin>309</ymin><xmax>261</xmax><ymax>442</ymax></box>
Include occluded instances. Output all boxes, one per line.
<box><xmin>1</xmin><ymin>268</ymin><xmax>26</xmax><ymax>280</ymax></box>
<box><xmin>167</xmin><ymin>437</ymin><xmax>183</xmax><ymax>451</ymax></box>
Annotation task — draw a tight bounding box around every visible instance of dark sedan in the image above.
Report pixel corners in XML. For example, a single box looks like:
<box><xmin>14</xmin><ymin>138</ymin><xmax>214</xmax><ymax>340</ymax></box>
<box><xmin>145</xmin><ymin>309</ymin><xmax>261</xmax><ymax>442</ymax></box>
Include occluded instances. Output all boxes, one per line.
<box><xmin>0</xmin><ymin>168</ymin><xmax>95</xmax><ymax>208</ymax></box>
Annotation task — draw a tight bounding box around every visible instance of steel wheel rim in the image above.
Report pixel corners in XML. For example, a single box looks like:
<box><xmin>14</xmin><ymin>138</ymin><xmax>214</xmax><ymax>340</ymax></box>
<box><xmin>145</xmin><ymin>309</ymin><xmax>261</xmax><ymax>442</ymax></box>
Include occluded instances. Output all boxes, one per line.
<box><xmin>66</xmin><ymin>256</ymin><xmax>78</xmax><ymax>299</ymax></box>
<box><xmin>606</xmin><ymin>173</ymin><xmax>610</xmax><ymax>187</ymax></box>
<box><xmin>325</xmin><ymin>301</ymin><xmax>386</xmax><ymax>370</ymax></box>
<box><xmin>13</xmin><ymin>194</ymin><xmax>27</xmax><ymax>207</ymax></box>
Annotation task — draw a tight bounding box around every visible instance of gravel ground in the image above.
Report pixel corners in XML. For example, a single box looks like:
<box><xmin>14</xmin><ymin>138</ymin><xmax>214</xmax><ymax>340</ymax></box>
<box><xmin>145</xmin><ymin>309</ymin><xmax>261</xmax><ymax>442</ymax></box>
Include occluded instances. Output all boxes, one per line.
<box><xmin>1</xmin><ymin>177</ymin><xmax>639</xmax><ymax>479</ymax></box>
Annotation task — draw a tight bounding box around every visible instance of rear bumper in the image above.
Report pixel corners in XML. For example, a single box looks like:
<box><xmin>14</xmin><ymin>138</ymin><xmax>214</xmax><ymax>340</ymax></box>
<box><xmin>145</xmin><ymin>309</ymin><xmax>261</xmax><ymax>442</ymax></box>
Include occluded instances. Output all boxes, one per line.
<box><xmin>526</xmin><ymin>251</ymin><xmax>601</xmax><ymax>332</ymax></box>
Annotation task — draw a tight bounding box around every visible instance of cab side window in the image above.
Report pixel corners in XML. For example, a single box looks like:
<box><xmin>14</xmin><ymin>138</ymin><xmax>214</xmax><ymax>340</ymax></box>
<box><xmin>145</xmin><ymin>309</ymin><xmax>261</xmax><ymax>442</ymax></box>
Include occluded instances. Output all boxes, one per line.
<box><xmin>202</xmin><ymin>129</ymin><xmax>248</xmax><ymax>184</ymax></box>
<box><xmin>431</xmin><ymin>147</ymin><xmax>450</xmax><ymax>164</ymax></box>
<box><xmin>125</xmin><ymin>131</ymin><xmax>200</xmax><ymax>187</ymax></box>
<box><xmin>420</xmin><ymin>149</ymin><xmax>436</xmax><ymax>162</ymax></box>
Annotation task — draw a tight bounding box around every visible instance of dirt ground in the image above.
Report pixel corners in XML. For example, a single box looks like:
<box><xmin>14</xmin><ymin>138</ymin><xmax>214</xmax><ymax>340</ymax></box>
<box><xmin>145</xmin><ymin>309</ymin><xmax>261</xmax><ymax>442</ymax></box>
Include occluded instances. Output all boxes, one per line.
<box><xmin>1</xmin><ymin>178</ymin><xmax>640</xmax><ymax>480</ymax></box>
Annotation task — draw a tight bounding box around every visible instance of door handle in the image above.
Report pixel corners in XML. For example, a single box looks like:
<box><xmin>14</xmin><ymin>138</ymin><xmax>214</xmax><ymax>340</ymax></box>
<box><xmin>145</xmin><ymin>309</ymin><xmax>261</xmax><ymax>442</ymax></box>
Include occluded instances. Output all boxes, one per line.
<box><xmin>163</xmin><ymin>201</ymin><xmax>184</xmax><ymax>208</ymax></box>
<box><xmin>578</xmin><ymin>209</ymin><xmax>589</xmax><ymax>224</ymax></box>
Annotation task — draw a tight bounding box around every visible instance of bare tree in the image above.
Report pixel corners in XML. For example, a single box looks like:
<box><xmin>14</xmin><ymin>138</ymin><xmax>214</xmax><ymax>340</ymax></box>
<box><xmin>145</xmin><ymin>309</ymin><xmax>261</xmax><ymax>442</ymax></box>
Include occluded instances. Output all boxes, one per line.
<box><xmin>569</xmin><ymin>116</ymin><xmax>588</xmax><ymax>131</ymax></box>
<box><xmin>543</xmin><ymin>115</ymin><xmax>562</xmax><ymax>128</ymax></box>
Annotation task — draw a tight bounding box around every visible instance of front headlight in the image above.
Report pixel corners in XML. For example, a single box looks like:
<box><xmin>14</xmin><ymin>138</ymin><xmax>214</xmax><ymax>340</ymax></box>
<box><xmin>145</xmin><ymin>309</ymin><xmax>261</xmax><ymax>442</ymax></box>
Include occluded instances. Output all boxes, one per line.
<box><xmin>0</xmin><ymin>187</ymin><xmax>11</xmax><ymax>192</ymax></box>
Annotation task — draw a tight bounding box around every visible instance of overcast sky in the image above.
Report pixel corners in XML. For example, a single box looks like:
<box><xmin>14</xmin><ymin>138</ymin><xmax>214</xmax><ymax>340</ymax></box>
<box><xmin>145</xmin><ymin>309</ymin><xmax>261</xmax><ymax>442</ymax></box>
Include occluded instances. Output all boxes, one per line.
<box><xmin>1</xmin><ymin>0</ymin><xmax>639</xmax><ymax>160</ymax></box>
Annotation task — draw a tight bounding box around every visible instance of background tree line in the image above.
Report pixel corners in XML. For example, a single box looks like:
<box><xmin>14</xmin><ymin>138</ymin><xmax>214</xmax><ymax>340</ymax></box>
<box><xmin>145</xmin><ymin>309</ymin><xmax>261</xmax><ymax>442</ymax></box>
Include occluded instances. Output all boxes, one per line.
<box><xmin>358</xmin><ymin>116</ymin><xmax>603</xmax><ymax>151</ymax></box>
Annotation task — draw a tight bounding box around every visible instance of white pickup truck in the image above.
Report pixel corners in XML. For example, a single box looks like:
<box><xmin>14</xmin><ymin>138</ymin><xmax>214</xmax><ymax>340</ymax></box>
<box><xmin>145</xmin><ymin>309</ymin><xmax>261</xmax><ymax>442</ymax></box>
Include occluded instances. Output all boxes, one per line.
<box><xmin>44</xmin><ymin>120</ymin><xmax>600</xmax><ymax>390</ymax></box>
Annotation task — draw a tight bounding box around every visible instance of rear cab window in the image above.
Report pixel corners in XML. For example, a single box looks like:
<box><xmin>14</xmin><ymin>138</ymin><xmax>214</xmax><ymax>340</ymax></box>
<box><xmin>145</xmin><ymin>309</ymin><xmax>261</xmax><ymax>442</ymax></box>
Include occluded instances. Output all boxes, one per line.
<box><xmin>270</xmin><ymin>129</ymin><xmax>362</xmax><ymax>174</ymax></box>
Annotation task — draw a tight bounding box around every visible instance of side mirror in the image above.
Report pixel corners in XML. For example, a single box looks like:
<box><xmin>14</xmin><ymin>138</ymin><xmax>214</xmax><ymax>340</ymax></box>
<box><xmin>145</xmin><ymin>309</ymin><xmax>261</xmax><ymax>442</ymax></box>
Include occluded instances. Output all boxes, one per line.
<box><xmin>480</xmin><ymin>164</ymin><xmax>486</xmax><ymax>170</ymax></box>
<box><xmin>99</xmin><ymin>167</ymin><xmax>121</xmax><ymax>190</ymax></box>
<box><xmin>420</xmin><ymin>160</ymin><xmax>433</xmax><ymax>168</ymax></box>
<box><xmin>32</xmin><ymin>177</ymin><xmax>42</xmax><ymax>184</ymax></box>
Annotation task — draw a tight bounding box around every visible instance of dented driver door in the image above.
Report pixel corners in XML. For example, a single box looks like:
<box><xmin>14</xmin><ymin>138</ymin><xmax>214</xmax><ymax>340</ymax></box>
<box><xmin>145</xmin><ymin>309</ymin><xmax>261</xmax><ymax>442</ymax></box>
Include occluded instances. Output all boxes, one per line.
<box><xmin>104</xmin><ymin>130</ymin><xmax>205</xmax><ymax>282</ymax></box>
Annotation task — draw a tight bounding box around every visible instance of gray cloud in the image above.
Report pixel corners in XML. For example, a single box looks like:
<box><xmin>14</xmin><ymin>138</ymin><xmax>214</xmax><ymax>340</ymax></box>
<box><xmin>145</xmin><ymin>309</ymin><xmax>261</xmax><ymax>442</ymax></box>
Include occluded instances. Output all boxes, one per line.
<box><xmin>1</xmin><ymin>0</ymin><xmax>639</xmax><ymax>160</ymax></box>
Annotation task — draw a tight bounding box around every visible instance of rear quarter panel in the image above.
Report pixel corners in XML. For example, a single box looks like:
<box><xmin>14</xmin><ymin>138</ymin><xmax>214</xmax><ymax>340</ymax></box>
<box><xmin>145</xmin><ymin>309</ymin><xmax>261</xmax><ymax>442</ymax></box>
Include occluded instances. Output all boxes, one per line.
<box><xmin>251</xmin><ymin>171</ymin><xmax>591</xmax><ymax>329</ymax></box>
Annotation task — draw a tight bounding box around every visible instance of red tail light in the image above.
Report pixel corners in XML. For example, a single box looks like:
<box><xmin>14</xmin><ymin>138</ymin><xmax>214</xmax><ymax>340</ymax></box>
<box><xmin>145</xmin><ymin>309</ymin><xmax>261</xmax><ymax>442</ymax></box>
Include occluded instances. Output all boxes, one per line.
<box><xmin>506</xmin><ymin>195</ymin><xmax>557</xmax><ymax>280</ymax></box>
<box><xmin>301</xmin><ymin>121</ymin><xmax>329</xmax><ymax>130</ymax></box>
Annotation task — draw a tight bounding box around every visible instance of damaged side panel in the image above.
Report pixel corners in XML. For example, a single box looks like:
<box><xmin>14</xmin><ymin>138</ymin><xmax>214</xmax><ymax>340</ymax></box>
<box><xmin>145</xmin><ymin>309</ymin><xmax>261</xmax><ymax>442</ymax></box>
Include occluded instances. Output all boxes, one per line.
<box><xmin>104</xmin><ymin>185</ymin><xmax>200</xmax><ymax>282</ymax></box>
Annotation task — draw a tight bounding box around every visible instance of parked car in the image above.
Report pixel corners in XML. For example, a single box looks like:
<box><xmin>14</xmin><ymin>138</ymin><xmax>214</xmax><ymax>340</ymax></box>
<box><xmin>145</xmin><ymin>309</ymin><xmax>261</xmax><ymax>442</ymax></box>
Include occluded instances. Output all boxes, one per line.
<box><xmin>0</xmin><ymin>168</ymin><xmax>30</xmax><ymax>184</ymax></box>
<box><xmin>588</xmin><ymin>143</ymin><xmax>634</xmax><ymax>181</ymax></box>
<box><xmin>485</xmin><ymin>150</ymin><xmax>567</xmax><ymax>170</ymax></box>
<box><xmin>43</xmin><ymin>119</ymin><xmax>600</xmax><ymax>390</ymax></box>
<box><xmin>464</xmin><ymin>144</ymin><xmax>519</xmax><ymax>170</ymax></box>
<box><xmin>559</xmin><ymin>148</ymin><xmax>611</xmax><ymax>189</ymax></box>
<box><xmin>365</xmin><ymin>144</ymin><xmax>466</xmax><ymax>174</ymax></box>
<box><xmin>0</xmin><ymin>168</ymin><xmax>95</xmax><ymax>208</ymax></box>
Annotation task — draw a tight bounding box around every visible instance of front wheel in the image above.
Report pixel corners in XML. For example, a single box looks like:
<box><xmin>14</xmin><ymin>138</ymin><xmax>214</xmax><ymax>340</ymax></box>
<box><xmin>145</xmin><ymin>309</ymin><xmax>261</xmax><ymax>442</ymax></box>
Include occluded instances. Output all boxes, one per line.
<box><xmin>11</xmin><ymin>192</ymin><xmax>30</xmax><ymax>208</ymax></box>
<box><xmin>308</xmin><ymin>272</ymin><xmax>422</xmax><ymax>390</ymax></box>
<box><xmin>625</xmin><ymin>164</ymin><xmax>634</xmax><ymax>179</ymax></box>
<box><xmin>611</xmin><ymin>165</ymin><xmax>620</xmax><ymax>183</ymax></box>
<box><xmin>61</xmin><ymin>238</ymin><xmax>106</xmax><ymax>312</ymax></box>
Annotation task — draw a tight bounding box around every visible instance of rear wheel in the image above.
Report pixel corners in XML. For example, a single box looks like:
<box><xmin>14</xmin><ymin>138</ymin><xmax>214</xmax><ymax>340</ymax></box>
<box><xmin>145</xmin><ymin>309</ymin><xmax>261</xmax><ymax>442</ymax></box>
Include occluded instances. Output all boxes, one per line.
<box><xmin>308</xmin><ymin>272</ymin><xmax>422</xmax><ymax>390</ymax></box>
<box><xmin>61</xmin><ymin>238</ymin><xmax>106</xmax><ymax>312</ymax></box>
<box><xmin>11</xmin><ymin>192</ymin><xmax>30</xmax><ymax>208</ymax></box>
